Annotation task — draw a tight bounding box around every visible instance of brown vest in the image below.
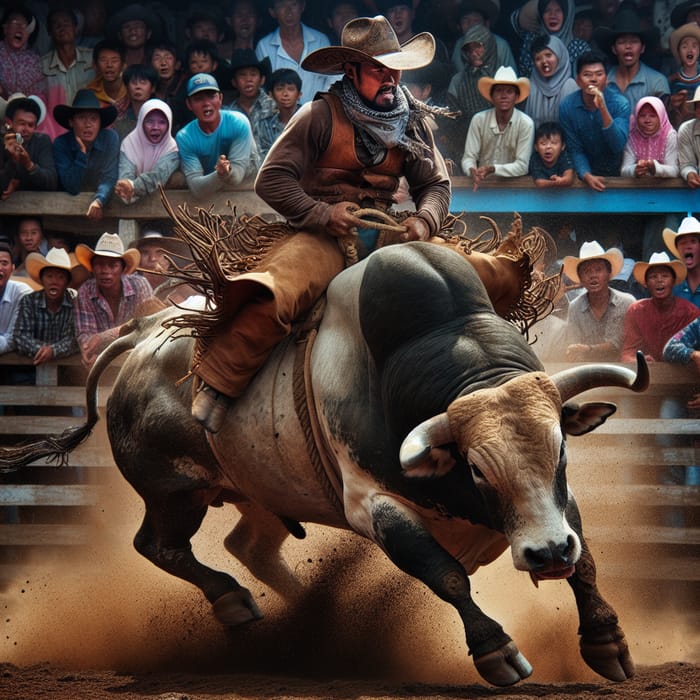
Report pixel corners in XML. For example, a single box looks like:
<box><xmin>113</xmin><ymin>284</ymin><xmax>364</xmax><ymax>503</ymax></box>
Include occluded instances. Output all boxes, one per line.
<box><xmin>300</xmin><ymin>93</ymin><xmax>405</xmax><ymax>210</ymax></box>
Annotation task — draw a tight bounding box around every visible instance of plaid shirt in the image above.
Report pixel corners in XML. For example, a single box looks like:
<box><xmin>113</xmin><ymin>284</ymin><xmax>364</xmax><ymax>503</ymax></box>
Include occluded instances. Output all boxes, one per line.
<box><xmin>74</xmin><ymin>275</ymin><xmax>153</xmax><ymax>348</ymax></box>
<box><xmin>13</xmin><ymin>289</ymin><xmax>79</xmax><ymax>359</ymax></box>
<box><xmin>227</xmin><ymin>92</ymin><xmax>279</xmax><ymax>159</ymax></box>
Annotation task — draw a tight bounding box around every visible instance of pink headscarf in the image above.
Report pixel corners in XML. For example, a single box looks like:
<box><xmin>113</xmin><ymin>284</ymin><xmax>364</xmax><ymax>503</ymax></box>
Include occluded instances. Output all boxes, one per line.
<box><xmin>119</xmin><ymin>98</ymin><xmax>178</xmax><ymax>175</ymax></box>
<box><xmin>627</xmin><ymin>96</ymin><xmax>675</xmax><ymax>162</ymax></box>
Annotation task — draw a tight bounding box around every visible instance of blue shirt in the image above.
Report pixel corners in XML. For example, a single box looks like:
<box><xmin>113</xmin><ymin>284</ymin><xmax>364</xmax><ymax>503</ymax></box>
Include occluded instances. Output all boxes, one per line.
<box><xmin>176</xmin><ymin>109</ymin><xmax>257</xmax><ymax>199</ymax></box>
<box><xmin>559</xmin><ymin>87</ymin><xmax>630</xmax><ymax>178</ymax></box>
<box><xmin>53</xmin><ymin>127</ymin><xmax>119</xmax><ymax>205</ymax></box>
<box><xmin>608</xmin><ymin>62</ymin><xmax>670</xmax><ymax>111</ymax></box>
<box><xmin>673</xmin><ymin>279</ymin><xmax>700</xmax><ymax>308</ymax></box>
<box><xmin>0</xmin><ymin>279</ymin><xmax>32</xmax><ymax>354</ymax></box>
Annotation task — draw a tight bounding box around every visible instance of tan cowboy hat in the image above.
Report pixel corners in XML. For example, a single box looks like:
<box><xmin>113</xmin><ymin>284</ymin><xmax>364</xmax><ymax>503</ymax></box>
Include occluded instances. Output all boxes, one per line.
<box><xmin>478</xmin><ymin>66</ymin><xmax>530</xmax><ymax>104</ymax></box>
<box><xmin>25</xmin><ymin>247</ymin><xmax>74</xmax><ymax>285</ymax></box>
<box><xmin>562</xmin><ymin>240</ymin><xmax>624</xmax><ymax>284</ymax></box>
<box><xmin>75</xmin><ymin>233</ymin><xmax>140</xmax><ymax>275</ymax></box>
<box><xmin>663</xmin><ymin>216</ymin><xmax>700</xmax><ymax>257</ymax></box>
<box><xmin>633</xmin><ymin>252</ymin><xmax>687</xmax><ymax>287</ymax></box>
<box><xmin>301</xmin><ymin>15</ymin><xmax>435</xmax><ymax>75</ymax></box>
<box><xmin>670</xmin><ymin>22</ymin><xmax>700</xmax><ymax>63</ymax></box>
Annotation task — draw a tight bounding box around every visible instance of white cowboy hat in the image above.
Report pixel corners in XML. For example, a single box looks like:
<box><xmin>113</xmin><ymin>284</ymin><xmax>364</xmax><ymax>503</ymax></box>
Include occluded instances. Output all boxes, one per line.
<box><xmin>75</xmin><ymin>233</ymin><xmax>140</xmax><ymax>275</ymax></box>
<box><xmin>662</xmin><ymin>216</ymin><xmax>700</xmax><ymax>258</ymax></box>
<box><xmin>632</xmin><ymin>252</ymin><xmax>687</xmax><ymax>287</ymax></box>
<box><xmin>0</xmin><ymin>92</ymin><xmax>47</xmax><ymax>125</ymax></box>
<box><xmin>669</xmin><ymin>22</ymin><xmax>700</xmax><ymax>64</ymax></box>
<box><xmin>301</xmin><ymin>15</ymin><xmax>435</xmax><ymax>75</ymax></box>
<box><xmin>561</xmin><ymin>241</ymin><xmax>624</xmax><ymax>284</ymax></box>
<box><xmin>478</xmin><ymin>66</ymin><xmax>530</xmax><ymax>104</ymax></box>
<box><xmin>686</xmin><ymin>85</ymin><xmax>700</xmax><ymax>105</ymax></box>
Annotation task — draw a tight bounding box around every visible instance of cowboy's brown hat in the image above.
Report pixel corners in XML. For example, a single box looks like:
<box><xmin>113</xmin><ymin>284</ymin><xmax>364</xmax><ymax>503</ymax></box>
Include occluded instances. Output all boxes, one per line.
<box><xmin>75</xmin><ymin>233</ymin><xmax>140</xmax><ymax>275</ymax></box>
<box><xmin>633</xmin><ymin>252</ymin><xmax>687</xmax><ymax>286</ymax></box>
<box><xmin>301</xmin><ymin>15</ymin><xmax>435</xmax><ymax>75</ymax></box>
<box><xmin>562</xmin><ymin>240</ymin><xmax>624</xmax><ymax>284</ymax></box>
<box><xmin>478</xmin><ymin>66</ymin><xmax>530</xmax><ymax>104</ymax></box>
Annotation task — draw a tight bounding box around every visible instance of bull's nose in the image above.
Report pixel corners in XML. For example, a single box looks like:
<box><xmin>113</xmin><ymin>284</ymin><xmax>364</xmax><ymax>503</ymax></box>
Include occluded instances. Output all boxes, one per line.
<box><xmin>524</xmin><ymin>536</ymin><xmax>576</xmax><ymax>570</ymax></box>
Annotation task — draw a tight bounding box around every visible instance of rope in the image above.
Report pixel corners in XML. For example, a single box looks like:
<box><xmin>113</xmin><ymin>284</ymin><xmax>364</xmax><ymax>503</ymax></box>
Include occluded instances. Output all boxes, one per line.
<box><xmin>346</xmin><ymin>207</ymin><xmax>408</xmax><ymax>233</ymax></box>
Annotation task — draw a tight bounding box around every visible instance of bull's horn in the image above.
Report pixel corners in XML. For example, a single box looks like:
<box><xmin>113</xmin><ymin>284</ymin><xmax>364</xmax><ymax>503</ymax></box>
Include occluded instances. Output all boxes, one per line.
<box><xmin>550</xmin><ymin>351</ymin><xmax>649</xmax><ymax>404</ymax></box>
<box><xmin>400</xmin><ymin>413</ymin><xmax>453</xmax><ymax>470</ymax></box>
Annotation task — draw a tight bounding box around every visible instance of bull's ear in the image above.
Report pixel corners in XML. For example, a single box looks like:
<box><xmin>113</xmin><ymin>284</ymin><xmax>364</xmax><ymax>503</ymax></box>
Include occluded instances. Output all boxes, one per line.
<box><xmin>561</xmin><ymin>402</ymin><xmax>617</xmax><ymax>436</ymax></box>
<box><xmin>402</xmin><ymin>447</ymin><xmax>456</xmax><ymax>478</ymax></box>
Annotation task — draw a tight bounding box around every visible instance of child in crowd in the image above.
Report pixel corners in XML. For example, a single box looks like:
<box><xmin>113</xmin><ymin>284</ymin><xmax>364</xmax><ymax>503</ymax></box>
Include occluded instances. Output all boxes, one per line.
<box><xmin>529</xmin><ymin>121</ymin><xmax>574</xmax><ymax>187</ymax></box>
<box><xmin>12</xmin><ymin>215</ymin><xmax>47</xmax><ymax>277</ymax></box>
<box><xmin>150</xmin><ymin>40</ymin><xmax>185</xmax><ymax>107</ymax></box>
<box><xmin>621</xmin><ymin>96</ymin><xmax>679</xmax><ymax>178</ymax></box>
<box><xmin>115</xmin><ymin>98</ymin><xmax>179</xmax><ymax>204</ymax></box>
<box><xmin>86</xmin><ymin>40</ymin><xmax>129</xmax><ymax>119</ymax></box>
<box><xmin>668</xmin><ymin>22</ymin><xmax>700</xmax><ymax>128</ymax></box>
<box><xmin>172</xmin><ymin>40</ymin><xmax>221</xmax><ymax>131</ymax></box>
<box><xmin>262</xmin><ymin>68</ymin><xmax>303</xmax><ymax>152</ymax></box>
<box><xmin>113</xmin><ymin>64</ymin><xmax>158</xmax><ymax>140</ymax></box>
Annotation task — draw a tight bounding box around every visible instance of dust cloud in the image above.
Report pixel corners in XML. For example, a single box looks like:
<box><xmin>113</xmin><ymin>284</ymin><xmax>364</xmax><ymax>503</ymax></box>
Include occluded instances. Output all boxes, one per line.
<box><xmin>1</xmin><ymin>457</ymin><xmax>697</xmax><ymax>686</ymax></box>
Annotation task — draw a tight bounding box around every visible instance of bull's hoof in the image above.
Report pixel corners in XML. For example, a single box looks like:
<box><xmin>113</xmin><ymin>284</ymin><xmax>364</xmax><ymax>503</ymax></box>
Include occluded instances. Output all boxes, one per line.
<box><xmin>580</xmin><ymin>625</ymin><xmax>635</xmax><ymax>682</ymax></box>
<box><xmin>474</xmin><ymin>641</ymin><xmax>533</xmax><ymax>687</ymax></box>
<box><xmin>212</xmin><ymin>588</ymin><xmax>264</xmax><ymax>627</ymax></box>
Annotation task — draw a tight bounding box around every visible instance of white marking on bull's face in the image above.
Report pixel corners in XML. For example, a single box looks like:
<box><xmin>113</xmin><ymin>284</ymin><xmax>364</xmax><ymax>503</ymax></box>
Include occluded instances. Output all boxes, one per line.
<box><xmin>449</xmin><ymin>373</ymin><xmax>582</xmax><ymax>576</ymax></box>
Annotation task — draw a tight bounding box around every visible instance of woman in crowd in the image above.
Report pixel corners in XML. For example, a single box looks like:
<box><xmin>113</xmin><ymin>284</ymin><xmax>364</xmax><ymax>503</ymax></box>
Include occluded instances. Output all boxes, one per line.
<box><xmin>0</xmin><ymin>5</ymin><xmax>46</xmax><ymax>102</ymax></box>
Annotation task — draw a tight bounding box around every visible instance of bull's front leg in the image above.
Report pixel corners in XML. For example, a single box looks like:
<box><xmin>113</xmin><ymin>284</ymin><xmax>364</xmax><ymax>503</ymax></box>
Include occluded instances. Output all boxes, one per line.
<box><xmin>369</xmin><ymin>498</ymin><xmax>532</xmax><ymax>686</ymax></box>
<box><xmin>565</xmin><ymin>494</ymin><xmax>635</xmax><ymax>681</ymax></box>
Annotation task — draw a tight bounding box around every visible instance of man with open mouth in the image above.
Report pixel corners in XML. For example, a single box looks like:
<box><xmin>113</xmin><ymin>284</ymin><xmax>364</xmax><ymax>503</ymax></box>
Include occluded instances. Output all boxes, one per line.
<box><xmin>663</xmin><ymin>216</ymin><xmax>700</xmax><ymax>308</ymax></box>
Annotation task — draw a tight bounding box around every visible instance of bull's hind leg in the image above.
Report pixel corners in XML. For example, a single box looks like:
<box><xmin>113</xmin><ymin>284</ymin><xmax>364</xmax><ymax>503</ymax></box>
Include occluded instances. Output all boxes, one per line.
<box><xmin>565</xmin><ymin>496</ymin><xmax>635</xmax><ymax>681</ymax></box>
<box><xmin>133</xmin><ymin>491</ymin><xmax>263</xmax><ymax>627</ymax></box>
<box><xmin>224</xmin><ymin>501</ymin><xmax>305</xmax><ymax>599</ymax></box>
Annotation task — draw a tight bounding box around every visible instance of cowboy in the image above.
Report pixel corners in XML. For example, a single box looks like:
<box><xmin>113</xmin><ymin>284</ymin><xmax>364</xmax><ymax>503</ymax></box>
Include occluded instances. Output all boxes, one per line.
<box><xmin>0</xmin><ymin>241</ymin><xmax>32</xmax><ymax>355</ymax></box>
<box><xmin>562</xmin><ymin>240</ymin><xmax>635</xmax><ymax>362</ymax></box>
<box><xmin>461</xmin><ymin>65</ymin><xmax>534</xmax><ymax>189</ymax></box>
<box><xmin>593</xmin><ymin>6</ymin><xmax>669</xmax><ymax>111</ymax></box>
<box><xmin>52</xmin><ymin>89</ymin><xmax>119</xmax><ymax>220</ymax></box>
<box><xmin>74</xmin><ymin>232</ymin><xmax>153</xmax><ymax>368</ymax></box>
<box><xmin>678</xmin><ymin>87</ymin><xmax>700</xmax><ymax>189</ymax></box>
<box><xmin>191</xmin><ymin>15</ymin><xmax>452</xmax><ymax>432</ymax></box>
<box><xmin>12</xmin><ymin>247</ymin><xmax>82</xmax><ymax>365</ymax></box>
<box><xmin>106</xmin><ymin>4</ymin><xmax>161</xmax><ymax>67</ymax></box>
<box><xmin>663</xmin><ymin>216</ymin><xmax>700</xmax><ymax>307</ymax></box>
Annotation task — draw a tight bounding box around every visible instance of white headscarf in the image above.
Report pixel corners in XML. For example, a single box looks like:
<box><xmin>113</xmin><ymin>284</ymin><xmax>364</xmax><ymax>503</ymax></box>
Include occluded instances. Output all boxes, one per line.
<box><xmin>120</xmin><ymin>99</ymin><xmax>178</xmax><ymax>175</ymax></box>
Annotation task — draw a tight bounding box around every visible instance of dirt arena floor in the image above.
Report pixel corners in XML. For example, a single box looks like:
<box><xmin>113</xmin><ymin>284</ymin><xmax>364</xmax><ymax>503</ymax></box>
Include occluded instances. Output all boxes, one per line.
<box><xmin>1</xmin><ymin>470</ymin><xmax>698</xmax><ymax>700</ymax></box>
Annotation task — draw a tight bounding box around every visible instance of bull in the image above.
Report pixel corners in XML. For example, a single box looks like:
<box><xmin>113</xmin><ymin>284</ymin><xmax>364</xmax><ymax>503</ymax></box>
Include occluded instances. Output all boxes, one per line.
<box><xmin>0</xmin><ymin>242</ymin><xmax>648</xmax><ymax>687</ymax></box>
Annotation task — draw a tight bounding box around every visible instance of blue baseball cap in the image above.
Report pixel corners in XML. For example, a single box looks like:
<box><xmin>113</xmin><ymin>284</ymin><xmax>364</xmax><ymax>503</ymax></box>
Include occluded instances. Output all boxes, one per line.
<box><xmin>186</xmin><ymin>73</ymin><xmax>220</xmax><ymax>97</ymax></box>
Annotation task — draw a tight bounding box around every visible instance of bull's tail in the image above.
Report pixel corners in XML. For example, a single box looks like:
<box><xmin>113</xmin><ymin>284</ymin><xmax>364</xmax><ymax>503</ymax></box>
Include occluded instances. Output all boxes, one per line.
<box><xmin>0</xmin><ymin>329</ymin><xmax>140</xmax><ymax>473</ymax></box>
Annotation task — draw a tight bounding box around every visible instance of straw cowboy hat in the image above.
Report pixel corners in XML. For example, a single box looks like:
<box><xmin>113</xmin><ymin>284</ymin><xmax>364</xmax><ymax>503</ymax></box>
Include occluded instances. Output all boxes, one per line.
<box><xmin>662</xmin><ymin>216</ymin><xmax>700</xmax><ymax>258</ymax></box>
<box><xmin>669</xmin><ymin>22</ymin><xmax>700</xmax><ymax>63</ymax></box>
<box><xmin>562</xmin><ymin>240</ymin><xmax>624</xmax><ymax>284</ymax></box>
<box><xmin>25</xmin><ymin>247</ymin><xmax>88</xmax><ymax>287</ymax></box>
<box><xmin>53</xmin><ymin>89</ymin><xmax>118</xmax><ymax>130</ymax></box>
<box><xmin>633</xmin><ymin>252</ymin><xmax>687</xmax><ymax>286</ymax></box>
<box><xmin>75</xmin><ymin>233</ymin><xmax>140</xmax><ymax>275</ymax></box>
<box><xmin>0</xmin><ymin>92</ymin><xmax>46</xmax><ymax>125</ymax></box>
<box><xmin>301</xmin><ymin>15</ymin><xmax>435</xmax><ymax>75</ymax></box>
<box><xmin>478</xmin><ymin>66</ymin><xmax>530</xmax><ymax>104</ymax></box>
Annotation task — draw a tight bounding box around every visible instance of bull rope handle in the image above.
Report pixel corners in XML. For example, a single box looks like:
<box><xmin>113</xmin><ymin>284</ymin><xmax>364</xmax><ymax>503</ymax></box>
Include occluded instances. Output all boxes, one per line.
<box><xmin>337</xmin><ymin>208</ymin><xmax>409</xmax><ymax>266</ymax></box>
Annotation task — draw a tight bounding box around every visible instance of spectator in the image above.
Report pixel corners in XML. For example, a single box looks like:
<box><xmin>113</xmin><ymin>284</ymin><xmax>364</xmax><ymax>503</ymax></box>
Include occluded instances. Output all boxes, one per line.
<box><xmin>663</xmin><ymin>315</ymin><xmax>700</xmax><ymax>409</ymax></box>
<box><xmin>621</xmin><ymin>252</ymin><xmax>700</xmax><ymax>362</ymax></box>
<box><xmin>663</xmin><ymin>216</ymin><xmax>700</xmax><ymax>306</ymax></box>
<box><xmin>593</xmin><ymin>7</ymin><xmax>670</xmax><ymax>111</ymax></box>
<box><xmin>667</xmin><ymin>22</ymin><xmax>700</xmax><ymax>128</ymax></box>
<box><xmin>524</xmin><ymin>34</ymin><xmax>578</xmax><ymax>127</ymax></box>
<box><xmin>255</xmin><ymin>0</ymin><xmax>334</xmax><ymax>106</ymax></box>
<box><xmin>0</xmin><ymin>5</ymin><xmax>46</xmax><ymax>102</ymax></box>
<box><xmin>0</xmin><ymin>241</ymin><xmax>32</xmax><ymax>355</ymax></box>
<box><xmin>0</xmin><ymin>93</ymin><xmax>56</xmax><ymax>199</ymax></box>
<box><xmin>113</xmin><ymin>63</ymin><xmax>159</xmax><ymax>140</ymax></box>
<box><xmin>221</xmin><ymin>0</ymin><xmax>262</xmax><ymax>61</ymax></box>
<box><xmin>324</xmin><ymin>0</ymin><xmax>361</xmax><ymax>45</ymax></box>
<box><xmin>461</xmin><ymin>66</ymin><xmax>535</xmax><ymax>189</ymax></box>
<box><xmin>128</xmin><ymin>229</ymin><xmax>191</xmax><ymax>293</ymax></box>
<box><xmin>185</xmin><ymin>7</ymin><xmax>230</xmax><ymax>54</ymax></box>
<box><xmin>529</xmin><ymin>120</ymin><xmax>574</xmax><ymax>187</ymax></box>
<box><xmin>175</xmin><ymin>73</ymin><xmax>258</xmax><ymax>199</ymax></box>
<box><xmin>74</xmin><ymin>232</ymin><xmax>152</xmax><ymax>368</ymax></box>
<box><xmin>573</xmin><ymin>8</ymin><xmax>594</xmax><ymax>44</ymax></box>
<box><xmin>621</xmin><ymin>96</ymin><xmax>679</xmax><ymax>178</ymax></box>
<box><xmin>559</xmin><ymin>50</ymin><xmax>630</xmax><ymax>191</ymax></box>
<box><xmin>451</xmin><ymin>0</ymin><xmax>517</xmax><ymax>75</ymax></box>
<box><xmin>13</xmin><ymin>247</ymin><xmax>80</xmax><ymax>364</ymax></box>
<box><xmin>670</xmin><ymin>0</ymin><xmax>700</xmax><ymax>36</ymax></box>
<box><xmin>105</xmin><ymin>4</ymin><xmax>160</xmax><ymax>67</ymax></box>
<box><xmin>13</xmin><ymin>215</ymin><xmax>47</xmax><ymax>277</ymax></box>
<box><xmin>53</xmin><ymin>89</ymin><xmax>119</xmax><ymax>220</ymax></box>
<box><xmin>40</xmin><ymin>6</ymin><xmax>96</xmax><ymax>140</ymax></box>
<box><xmin>677</xmin><ymin>86</ymin><xmax>700</xmax><ymax>187</ymax></box>
<box><xmin>511</xmin><ymin>0</ymin><xmax>590</xmax><ymax>78</ymax></box>
<box><xmin>446</xmin><ymin>24</ymin><xmax>498</xmax><ymax>168</ymax></box>
<box><xmin>562</xmin><ymin>240</ymin><xmax>635</xmax><ymax>361</ymax></box>
<box><xmin>258</xmin><ymin>68</ymin><xmax>303</xmax><ymax>153</ymax></box>
<box><xmin>86</xmin><ymin>40</ymin><xmax>129</xmax><ymax>120</ymax></box>
<box><xmin>75</xmin><ymin>0</ymin><xmax>108</xmax><ymax>49</ymax></box>
<box><xmin>115</xmin><ymin>98</ymin><xmax>179</xmax><ymax>204</ymax></box>
<box><xmin>151</xmin><ymin>40</ymin><xmax>185</xmax><ymax>106</ymax></box>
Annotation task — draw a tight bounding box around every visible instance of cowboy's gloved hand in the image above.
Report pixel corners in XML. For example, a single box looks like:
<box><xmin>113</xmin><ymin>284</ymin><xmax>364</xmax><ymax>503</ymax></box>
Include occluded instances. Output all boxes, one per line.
<box><xmin>327</xmin><ymin>201</ymin><xmax>359</xmax><ymax>237</ymax></box>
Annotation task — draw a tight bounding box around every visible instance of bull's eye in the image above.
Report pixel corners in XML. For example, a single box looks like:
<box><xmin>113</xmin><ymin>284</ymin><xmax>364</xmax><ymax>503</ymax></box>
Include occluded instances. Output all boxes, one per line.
<box><xmin>470</xmin><ymin>463</ymin><xmax>486</xmax><ymax>483</ymax></box>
